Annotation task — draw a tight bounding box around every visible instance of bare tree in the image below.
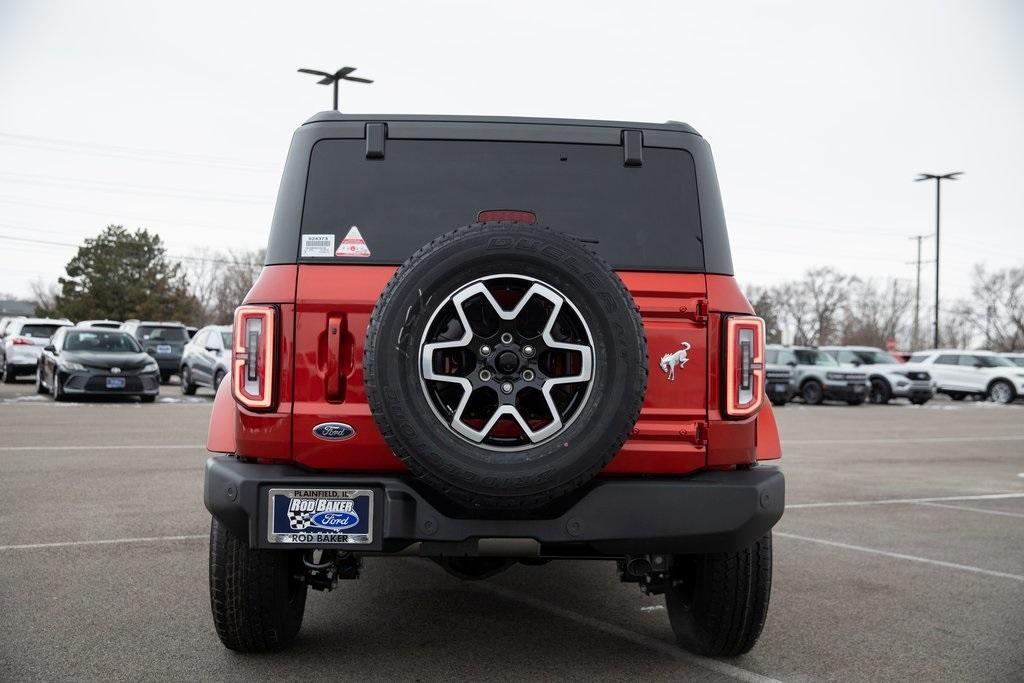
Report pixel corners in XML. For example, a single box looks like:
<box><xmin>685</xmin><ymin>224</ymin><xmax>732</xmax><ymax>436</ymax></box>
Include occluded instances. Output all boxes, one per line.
<box><xmin>181</xmin><ymin>248</ymin><xmax>266</xmax><ymax>325</ymax></box>
<box><xmin>29</xmin><ymin>279</ymin><xmax>59</xmax><ymax>317</ymax></box>
<box><xmin>940</xmin><ymin>302</ymin><xmax>976</xmax><ymax>349</ymax></box>
<box><xmin>746</xmin><ymin>286</ymin><xmax>783</xmax><ymax>343</ymax></box>
<box><xmin>182</xmin><ymin>248</ymin><xmax>221</xmax><ymax>323</ymax></box>
<box><xmin>841</xmin><ymin>278</ymin><xmax>913</xmax><ymax>348</ymax></box>
<box><xmin>969</xmin><ymin>265</ymin><xmax>1024</xmax><ymax>351</ymax></box>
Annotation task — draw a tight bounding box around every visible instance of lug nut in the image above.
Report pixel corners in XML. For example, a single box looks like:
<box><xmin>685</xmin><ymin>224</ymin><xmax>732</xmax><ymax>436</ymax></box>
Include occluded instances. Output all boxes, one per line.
<box><xmin>479</xmin><ymin>345</ymin><xmax>492</xmax><ymax>356</ymax></box>
<box><xmin>500</xmin><ymin>382</ymin><xmax>514</xmax><ymax>394</ymax></box>
<box><xmin>522</xmin><ymin>369</ymin><xmax>535</xmax><ymax>381</ymax></box>
<box><xmin>500</xmin><ymin>332</ymin><xmax>514</xmax><ymax>344</ymax></box>
<box><xmin>522</xmin><ymin>345</ymin><xmax>535</xmax><ymax>357</ymax></box>
<box><xmin>479</xmin><ymin>369</ymin><xmax>492</xmax><ymax>382</ymax></box>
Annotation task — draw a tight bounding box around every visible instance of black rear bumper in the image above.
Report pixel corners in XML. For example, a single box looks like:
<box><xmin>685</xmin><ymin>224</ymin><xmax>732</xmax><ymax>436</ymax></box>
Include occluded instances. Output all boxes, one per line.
<box><xmin>204</xmin><ymin>457</ymin><xmax>784</xmax><ymax>557</ymax></box>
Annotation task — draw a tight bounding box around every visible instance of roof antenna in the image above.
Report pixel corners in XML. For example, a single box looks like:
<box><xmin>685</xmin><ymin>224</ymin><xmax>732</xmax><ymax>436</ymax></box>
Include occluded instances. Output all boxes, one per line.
<box><xmin>297</xmin><ymin>66</ymin><xmax>373</xmax><ymax>111</ymax></box>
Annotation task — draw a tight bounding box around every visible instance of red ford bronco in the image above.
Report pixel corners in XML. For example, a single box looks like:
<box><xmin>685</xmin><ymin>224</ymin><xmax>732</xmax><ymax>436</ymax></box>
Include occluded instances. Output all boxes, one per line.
<box><xmin>204</xmin><ymin>113</ymin><xmax>784</xmax><ymax>656</ymax></box>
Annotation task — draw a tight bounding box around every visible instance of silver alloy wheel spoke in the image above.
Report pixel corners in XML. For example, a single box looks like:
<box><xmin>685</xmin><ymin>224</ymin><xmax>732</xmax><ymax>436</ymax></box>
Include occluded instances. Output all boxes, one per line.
<box><xmin>419</xmin><ymin>275</ymin><xmax>595</xmax><ymax>449</ymax></box>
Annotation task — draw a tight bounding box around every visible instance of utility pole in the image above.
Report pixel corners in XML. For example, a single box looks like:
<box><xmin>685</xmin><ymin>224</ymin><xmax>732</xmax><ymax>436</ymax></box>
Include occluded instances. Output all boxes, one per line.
<box><xmin>906</xmin><ymin>234</ymin><xmax>933</xmax><ymax>351</ymax></box>
<box><xmin>914</xmin><ymin>172</ymin><xmax>962</xmax><ymax>348</ymax></box>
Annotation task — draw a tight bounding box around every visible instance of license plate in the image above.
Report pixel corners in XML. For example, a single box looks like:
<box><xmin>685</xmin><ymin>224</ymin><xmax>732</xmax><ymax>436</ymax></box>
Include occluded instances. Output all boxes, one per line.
<box><xmin>774</xmin><ymin>383</ymin><xmax>787</xmax><ymax>392</ymax></box>
<box><xmin>267</xmin><ymin>488</ymin><xmax>374</xmax><ymax>545</ymax></box>
<box><xmin>156</xmin><ymin>344</ymin><xmax>172</xmax><ymax>355</ymax></box>
<box><xmin>106</xmin><ymin>377</ymin><xmax>126</xmax><ymax>389</ymax></box>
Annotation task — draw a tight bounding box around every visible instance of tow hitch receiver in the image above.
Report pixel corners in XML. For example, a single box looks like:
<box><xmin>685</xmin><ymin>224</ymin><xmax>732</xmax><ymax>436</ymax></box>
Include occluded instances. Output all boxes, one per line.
<box><xmin>301</xmin><ymin>551</ymin><xmax>362</xmax><ymax>591</ymax></box>
<box><xmin>618</xmin><ymin>554</ymin><xmax>673</xmax><ymax>595</ymax></box>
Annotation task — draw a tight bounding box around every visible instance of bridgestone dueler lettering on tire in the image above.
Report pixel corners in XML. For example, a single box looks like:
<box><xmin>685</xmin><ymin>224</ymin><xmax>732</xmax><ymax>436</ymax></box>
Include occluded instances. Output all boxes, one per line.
<box><xmin>364</xmin><ymin>222</ymin><xmax>648</xmax><ymax>510</ymax></box>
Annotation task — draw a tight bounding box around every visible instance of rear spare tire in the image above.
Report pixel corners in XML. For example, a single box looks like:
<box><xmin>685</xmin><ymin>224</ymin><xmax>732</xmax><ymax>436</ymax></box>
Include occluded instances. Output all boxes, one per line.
<box><xmin>364</xmin><ymin>221</ymin><xmax>647</xmax><ymax>510</ymax></box>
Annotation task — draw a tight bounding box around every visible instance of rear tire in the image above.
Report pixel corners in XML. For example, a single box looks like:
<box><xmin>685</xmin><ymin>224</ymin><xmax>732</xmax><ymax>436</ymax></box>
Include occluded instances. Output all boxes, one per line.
<box><xmin>213</xmin><ymin>369</ymin><xmax>226</xmax><ymax>391</ymax></box>
<box><xmin>2</xmin><ymin>360</ymin><xmax>15</xmax><ymax>384</ymax></box>
<box><xmin>665</xmin><ymin>533</ymin><xmax>773</xmax><ymax>657</ymax></box>
<box><xmin>209</xmin><ymin>517</ymin><xmax>307</xmax><ymax>653</ymax></box>
<box><xmin>869</xmin><ymin>378</ymin><xmax>891</xmax><ymax>404</ymax></box>
<box><xmin>988</xmin><ymin>379</ymin><xmax>1016</xmax><ymax>405</ymax></box>
<box><xmin>800</xmin><ymin>380</ymin><xmax>824</xmax><ymax>405</ymax></box>
<box><xmin>181</xmin><ymin>366</ymin><xmax>197</xmax><ymax>395</ymax></box>
<box><xmin>35</xmin><ymin>368</ymin><xmax>48</xmax><ymax>394</ymax></box>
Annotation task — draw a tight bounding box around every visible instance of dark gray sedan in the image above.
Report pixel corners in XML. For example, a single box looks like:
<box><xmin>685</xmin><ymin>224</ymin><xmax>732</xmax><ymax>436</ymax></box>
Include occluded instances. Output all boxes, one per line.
<box><xmin>36</xmin><ymin>327</ymin><xmax>160</xmax><ymax>402</ymax></box>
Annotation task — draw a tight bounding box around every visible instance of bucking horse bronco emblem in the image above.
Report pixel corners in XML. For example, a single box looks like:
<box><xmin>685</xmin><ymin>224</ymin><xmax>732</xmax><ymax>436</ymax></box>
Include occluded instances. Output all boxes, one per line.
<box><xmin>659</xmin><ymin>342</ymin><xmax>691</xmax><ymax>381</ymax></box>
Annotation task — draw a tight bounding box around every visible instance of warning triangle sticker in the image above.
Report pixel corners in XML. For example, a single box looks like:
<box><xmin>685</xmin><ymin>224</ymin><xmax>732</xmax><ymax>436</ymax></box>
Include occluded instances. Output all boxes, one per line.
<box><xmin>336</xmin><ymin>226</ymin><xmax>371</xmax><ymax>258</ymax></box>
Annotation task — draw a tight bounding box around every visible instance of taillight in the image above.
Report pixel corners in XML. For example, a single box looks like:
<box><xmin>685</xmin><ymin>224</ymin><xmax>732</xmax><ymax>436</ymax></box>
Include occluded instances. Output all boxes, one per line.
<box><xmin>724</xmin><ymin>315</ymin><xmax>765</xmax><ymax>418</ymax></box>
<box><xmin>11</xmin><ymin>337</ymin><xmax>34</xmax><ymax>346</ymax></box>
<box><xmin>232</xmin><ymin>305</ymin><xmax>276</xmax><ymax>410</ymax></box>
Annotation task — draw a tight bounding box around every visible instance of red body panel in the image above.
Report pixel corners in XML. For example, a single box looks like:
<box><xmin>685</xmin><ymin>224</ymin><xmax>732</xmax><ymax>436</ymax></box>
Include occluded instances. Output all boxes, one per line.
<box><xmin>206</xmin><ymin>380</ymin><xmax>236</xmax><ymax>453</ymax></box>
<box><xmin>756</xmin><ymin>403</ymin><xmax>782</xmax><ymax>460</ymax></box>
<box><xmin>221</xmin><ymin>265</ymin><xmax>783</xmax><ymax>471</ymax></box>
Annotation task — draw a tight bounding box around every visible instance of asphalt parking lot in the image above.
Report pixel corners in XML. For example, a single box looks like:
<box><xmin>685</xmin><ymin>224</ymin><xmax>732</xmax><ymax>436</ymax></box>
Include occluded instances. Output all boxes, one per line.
<box><xmin>1</xmin><ymin>380</ymin><xmax>1021</xmax><ymax>682</ymax></box>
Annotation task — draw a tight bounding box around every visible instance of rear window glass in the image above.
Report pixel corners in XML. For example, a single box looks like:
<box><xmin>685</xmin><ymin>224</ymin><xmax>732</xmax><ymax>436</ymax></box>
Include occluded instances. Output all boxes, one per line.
<box><xmin>136</xmin><ymin>326</ymin><xmax>187</xmax><ymax>342</ymax></box>
<box><xmin>64</xmin><ymin>331</ymin><xmax>141</xmax><ymax>352</ymax></box>
<box><xmin>300</xmin><ymin>139</ymin><xmax>703</xmax><ymax>271</ymax></box>
<box><xmin>19</xmin><ymin>324</ymin><xmax>62</xmax><ymax>338</ymax></box>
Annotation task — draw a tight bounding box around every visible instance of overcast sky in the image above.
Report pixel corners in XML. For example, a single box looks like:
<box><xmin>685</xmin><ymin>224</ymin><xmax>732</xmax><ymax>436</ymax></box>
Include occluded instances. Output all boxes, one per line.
<box><xmin>1</xmin><ymin>0</ymin><xmax>1021</xmax><ymax>308</ymax></box>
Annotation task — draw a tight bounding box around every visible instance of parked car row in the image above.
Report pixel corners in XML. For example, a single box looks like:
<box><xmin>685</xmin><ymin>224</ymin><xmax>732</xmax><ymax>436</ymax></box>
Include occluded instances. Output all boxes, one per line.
<box><xmin>0</xmin><ymin>315</ymin><xmax>231</xmax><ymax>402</ymax></box>
<box><xmin>765</xmin><ymin>344</ymin><xmax>1024</xmax><ymax>406</ymax></box>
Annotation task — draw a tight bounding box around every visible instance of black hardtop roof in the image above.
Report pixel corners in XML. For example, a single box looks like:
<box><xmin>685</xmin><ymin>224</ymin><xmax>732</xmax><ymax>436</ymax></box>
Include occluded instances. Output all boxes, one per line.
<box><xmin>303</xmin><ymin>112</ymin><xmax>700</xmax><ymax>137</ymax></box>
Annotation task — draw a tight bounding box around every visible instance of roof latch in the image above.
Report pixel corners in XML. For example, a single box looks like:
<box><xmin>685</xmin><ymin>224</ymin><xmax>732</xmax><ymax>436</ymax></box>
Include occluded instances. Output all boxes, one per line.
<box><xmin>365</xmin><ymin>122</ymin><xmax>387</xmax><ymax>159</ymax></box>
<box><xmin>622</xmin><ymin>129</ymin><xmax>643</xmax><ymax>167</ymax></box>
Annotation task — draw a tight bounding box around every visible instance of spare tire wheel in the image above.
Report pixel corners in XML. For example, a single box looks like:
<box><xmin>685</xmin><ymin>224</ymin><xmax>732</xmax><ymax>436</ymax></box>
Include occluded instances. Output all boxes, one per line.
<box><xmin>364</xmin><ymin>221</ymin><xmax>648</xmax><ymax>510</ymax></box>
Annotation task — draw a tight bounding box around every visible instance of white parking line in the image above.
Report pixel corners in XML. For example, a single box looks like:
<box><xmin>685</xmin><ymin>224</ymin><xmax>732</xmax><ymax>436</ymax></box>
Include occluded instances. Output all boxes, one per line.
<box><xmin>914</xmin><ymin>501</ymin><xmax>1024</xmax><ymax>518</ymax></box>
<box><xmin>0</xmin><ymin>444</ymin><xmax>203</xmax><ymax>451</ymax></box>
<box><xmin>784</xmin><ymin>434</ymin><xmax>1024</xmax><ymax>445</ymax></box>
<box><xmin>787</xmin><ymin>492</ymin><xmax>1024</xmax><ymax>509</ymax></box>
<box><xmin>0</xmin><ymin>534</ymin><xmax>205</xmax><ymax>551</ymax></box>
<box><xmin>470</xmin><ymin>577</ymin><xmax>783</xmax><ymax>683</ymax></box>
<box><xmin>776</xmin><ymin>532</ymin><xmax>1024</xmax><ymax>582</ymax></box>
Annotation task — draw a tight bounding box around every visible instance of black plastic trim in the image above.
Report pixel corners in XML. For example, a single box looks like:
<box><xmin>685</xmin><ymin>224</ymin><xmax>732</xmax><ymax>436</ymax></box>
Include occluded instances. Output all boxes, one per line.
<box><xmin>204</xmin><ymin>457</ymin><xmax>784</xmax><ymax>556</ymax></box>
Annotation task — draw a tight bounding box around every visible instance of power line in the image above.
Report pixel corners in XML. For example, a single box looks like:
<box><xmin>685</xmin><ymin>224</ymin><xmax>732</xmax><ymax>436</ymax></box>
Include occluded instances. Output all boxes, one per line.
<box><xmin>0</xmin><ymin>233</ymin><xmax>244</xmax><ymax>266</ymax></box>
<box><xmin>0</xmin><ymin>132</ymin><xmax>277</xmax><ymax>172</ymax></box>
<box><xmin>0</xmin><ymin>197</ymin><xmax>257</xmax><ymax>234</ymax></box>
<box><xmin>0</xmin><ymin>171</ymin><xmax>272</xmax><ymax>205</ymax></box>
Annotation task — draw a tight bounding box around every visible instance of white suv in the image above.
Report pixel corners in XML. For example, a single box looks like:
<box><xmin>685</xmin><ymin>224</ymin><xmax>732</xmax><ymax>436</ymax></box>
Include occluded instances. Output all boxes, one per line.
<box><xmin>999</xmin><ymin>352</ymin><xmax>1024</xmax><ymax>368</ymax></box>
<box><xmin>907</xmin><ymin>349</ymin><xmax>1024</xmax><ymax>404</ymax></box>
<box><xmin>0</xmin><ymin>317</ymin><xmax>73</xmax><ymax>383</ymax></box>
<box><xmin>820</xmin><ymin>346</ymin><xmax>935</xmax><ymax>405</ymax></box>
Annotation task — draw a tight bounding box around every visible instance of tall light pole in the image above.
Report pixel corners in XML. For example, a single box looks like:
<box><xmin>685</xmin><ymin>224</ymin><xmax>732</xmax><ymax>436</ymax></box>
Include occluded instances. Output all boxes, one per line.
<box><xmin>914</xmin><ymin>171</ymin><xmax>962</xmax><ymax>348</ymax></box>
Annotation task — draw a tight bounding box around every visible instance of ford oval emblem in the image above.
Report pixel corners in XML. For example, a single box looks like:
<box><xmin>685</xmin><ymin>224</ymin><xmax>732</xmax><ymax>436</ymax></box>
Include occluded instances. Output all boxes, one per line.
<box><xmin>312</xmin><ymin>422</ymin><xmax>356</xmax><ymax>441</ymax></box>
<box><xmin>311</xmin><ymin>510</ymin><xmax>360</xmax><ymax>530</ymax></box>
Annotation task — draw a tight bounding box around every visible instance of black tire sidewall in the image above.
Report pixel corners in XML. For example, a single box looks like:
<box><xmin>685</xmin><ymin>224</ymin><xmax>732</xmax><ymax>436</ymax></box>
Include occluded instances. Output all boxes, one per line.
<box><xmin>366</xmin><ymin>223</ymin><xmax>646</xmax><ymax>506</ymax></box>
<box><xmin>870</xmin><ymin>378</ymin><xmax>891</xmax><ymax>404</ymax></box>
<box><xmin>802</xmin><ymin>380</ymin><xmax>823</xmax><ymax>405</ymax></box>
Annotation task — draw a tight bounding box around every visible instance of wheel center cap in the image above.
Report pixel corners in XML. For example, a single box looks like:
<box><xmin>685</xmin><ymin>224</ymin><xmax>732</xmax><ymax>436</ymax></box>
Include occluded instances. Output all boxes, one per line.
<box><xmin>495</xmin><ymin>350</ymin><xmax>520</xmax><ymax>374</ymax></box>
